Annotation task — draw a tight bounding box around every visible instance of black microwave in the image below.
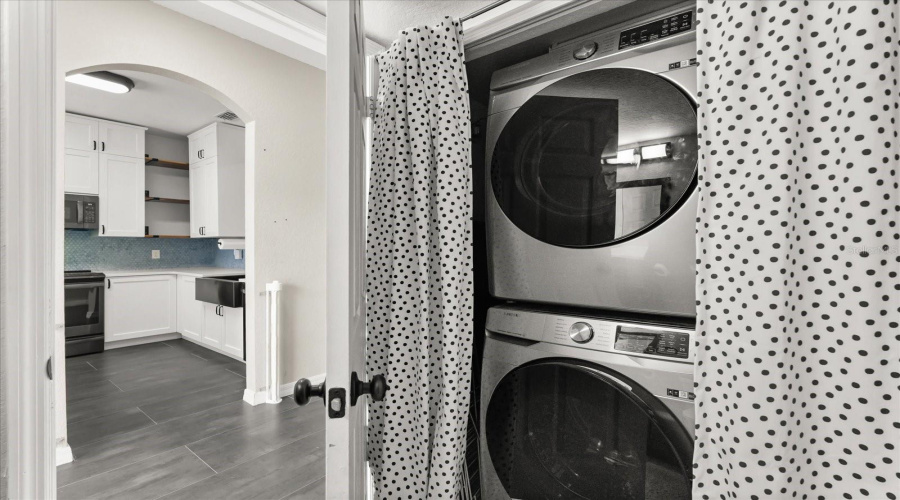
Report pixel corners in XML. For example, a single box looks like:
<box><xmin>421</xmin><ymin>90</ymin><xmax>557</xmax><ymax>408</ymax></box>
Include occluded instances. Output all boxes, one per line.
<box><xmin>64</xmin><ymin>194</ymin><xmax>99</xmax><ymax>230</ymax></box>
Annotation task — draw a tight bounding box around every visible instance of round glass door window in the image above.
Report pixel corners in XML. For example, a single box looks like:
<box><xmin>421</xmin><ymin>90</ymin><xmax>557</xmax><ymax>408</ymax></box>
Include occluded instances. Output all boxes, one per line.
<box><xmin>490</xmin><ymin>68</ymin><xmax>697</xmax><ymax>247</ymax></box>
<box><xmin>485</xmin><ymin>361</ymin><xmax>692</xmax><ymax>500</ymax></box>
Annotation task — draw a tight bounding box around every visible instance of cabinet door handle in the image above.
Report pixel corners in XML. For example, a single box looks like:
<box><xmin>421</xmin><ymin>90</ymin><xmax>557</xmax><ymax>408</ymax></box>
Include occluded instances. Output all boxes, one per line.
<box><xmin>101</xmin><ymin>224</ymin><xmax>105</xmax><ymax>234</ymax></box>
<box><xmin>93</xmin><ymin>140</ymin><xmax>97</xmax><ymax>151</ymax></box>
<box><xmin>107</xmin><ymin>279</ymin><xmax>111</xmax><ymax>289</ymax></box>
<box><xmin>101</xmin><ymin>141</ymin><xmax>105</xmax><ymax>151</ymax></box>
<box><xmin>200</xmin><ymin>149</ymin><xmax>204</xmax><ymax>159</ymax></box>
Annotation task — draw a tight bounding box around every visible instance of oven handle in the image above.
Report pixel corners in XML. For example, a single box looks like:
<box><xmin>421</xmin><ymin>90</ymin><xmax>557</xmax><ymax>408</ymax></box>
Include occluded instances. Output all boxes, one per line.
<box><xmin>64</xmin><ymin>282</ymin><xmax>104</xmax><ymax>290</ymax></box>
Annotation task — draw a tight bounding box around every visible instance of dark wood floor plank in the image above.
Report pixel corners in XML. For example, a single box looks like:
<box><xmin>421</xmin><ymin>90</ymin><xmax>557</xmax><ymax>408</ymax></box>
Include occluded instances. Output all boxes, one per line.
<box><xmin>282</xmin><ymin>476</ymin><xmax>325</xmax><ymax>499</ymax></box>
<box><xmin>57</xmin><ymin>446</ymin><xmax>214</xmax><ymax>500</ymax></box>
<box><xmin>138</xmin><ymin>378</ymin><xmax>247</xmax><ymax>423</ymax></box>
<box><xmin>66</xmin><ymin>378</ymin><xmax>122</xmax><ymax>404</ymax></box>
<box><xmin>59</xmin><ymin>399</ymin><xmax>296</xmax><ymax>487</ymax></box>
<box><xmin>67</xmin><ymin>374</ymin><xmax>245</xmax><ymax>424</ymax></box>
<box><xmin>65</xmin><ymin>359</ymin><xmax>98</xmax><ymax>376</ymax></box>
<box><xmin>161</xmin><ymin>432</ymin><xmax>325</xmax><ymax>500</ymax></box>
<box><xmin>107</xmin><ymin>362</ymin><xmax>237</xmax><ymax>393</ymax></box>
<box><xmin>187</xmin><ymin>404</ymin><xmax>324</xmax><ymax>472</ymax></box>
<box><xmin>163</xmin><ymin>340</ymin><xmax>246</xmax><ymax>373</ymax></box>
<box><xmin>67</xmin><ymin>407</ymin><xmax>156</xmax><ymax>448</ymax></box>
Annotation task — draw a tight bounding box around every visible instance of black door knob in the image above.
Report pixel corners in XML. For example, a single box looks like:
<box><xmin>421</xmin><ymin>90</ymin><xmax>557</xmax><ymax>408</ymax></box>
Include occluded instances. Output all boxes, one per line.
<box><xmin>350</xmin><ymin>372</ymin><xmax>388</xmax><ymax>406</ymax></box>
<box><xmin>294</xmin><ymin>378</ymin><xmax>326</xmax><ymax>406</ymax></box>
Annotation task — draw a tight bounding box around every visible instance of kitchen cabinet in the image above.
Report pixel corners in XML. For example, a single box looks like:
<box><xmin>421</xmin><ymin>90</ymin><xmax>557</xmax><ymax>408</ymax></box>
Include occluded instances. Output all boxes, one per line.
<box><xmin>99</xmin><ymin>153</ymin><xmax>145</xmax><ymax>237</ymax></box>
<box><xmin>99</xmin><ymin>121</ymin><xmax>145</xmax><ymax>158</ymax></box>
<box><xmin>188</xmin><ymin>123</ymin><xmax>245</xmax><ymax>238</ymax></box>
<box><xmin>65</xmin><ymin>148</ymin><xmax>99</xmax><ymax>195</ymax></box>
<box><xmin>222</xmin><ymin>306</ymin><xmax>244</xmax><ymax>358</ymax></box>
<box><xmin>201</xmin><ymin>303</ymin><xmax>243</xmax><ymax>358</ymax></box>
<box><xmin>176</xmin><ymin>275</ymin><xmax>203</xmax><ymax>342</ymax></box>
<box><xmin>105</xmin><ymin>275</ymin><xmax>176</xmax><ymax>342</ymax></box>
<box><xmin>188</xmin><ymin>125</ymin><xmax>217</xmax><ymax>163</ymax></box>
<box><xmin>65</xmin><ymin>114</ymin><xmax>100</xmax><ymax>194</ymax></box>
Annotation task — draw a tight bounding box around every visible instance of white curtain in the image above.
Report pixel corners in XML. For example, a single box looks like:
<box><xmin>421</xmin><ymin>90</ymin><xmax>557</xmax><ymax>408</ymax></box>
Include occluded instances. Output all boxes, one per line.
<box><xmin>694</xmin><ymin>1</ymin><xmax>899</xmax><ymax>499</ymax></box>
<box><xmin>366</xmin><ymin>18</ymin><xmax>474</xmax><ymax>499</ymax></box>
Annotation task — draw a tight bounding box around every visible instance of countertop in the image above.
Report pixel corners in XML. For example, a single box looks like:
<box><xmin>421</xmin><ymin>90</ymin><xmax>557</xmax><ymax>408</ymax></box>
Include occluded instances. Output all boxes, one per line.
<box><xmin>97</xmin><ymin>267</ymin><xmax>245</xmax><ymax>278</ymax></box>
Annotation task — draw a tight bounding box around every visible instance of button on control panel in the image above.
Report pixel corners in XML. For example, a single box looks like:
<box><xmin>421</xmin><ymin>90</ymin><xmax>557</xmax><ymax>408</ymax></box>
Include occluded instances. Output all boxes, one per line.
<box><xmin>568</xmin><ymin>322</ymin><xmax>594</xmax><ymax>343</ymax></box>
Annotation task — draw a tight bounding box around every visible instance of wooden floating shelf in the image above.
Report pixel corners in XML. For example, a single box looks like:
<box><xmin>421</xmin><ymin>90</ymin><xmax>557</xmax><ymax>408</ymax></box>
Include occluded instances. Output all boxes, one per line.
<box><xmin>145</xmin><ymin>157</ymin><xmax>189</xmax><ymax>170</ymax></box>
<box><xmin>145</xmin><ymin>197</ymin><xmax>190</xmax><ymax>204</ymax></box>
<box><xmin>144</xmin><ymin>235</ymin><xmax>190</xmax><ymax>239</ymax></box>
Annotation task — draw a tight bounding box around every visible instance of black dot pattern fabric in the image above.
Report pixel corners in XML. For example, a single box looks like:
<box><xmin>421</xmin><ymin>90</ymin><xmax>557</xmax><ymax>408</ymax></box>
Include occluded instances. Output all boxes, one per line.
<box><xmin>365</xmin><ymin>18</ymin><xmax>474</xmax><ymax>499</ymax></box>
<box><xmin>693</xmin><ymin>2</ymin><xmax>900</xmax><ymax>499</ymax></box>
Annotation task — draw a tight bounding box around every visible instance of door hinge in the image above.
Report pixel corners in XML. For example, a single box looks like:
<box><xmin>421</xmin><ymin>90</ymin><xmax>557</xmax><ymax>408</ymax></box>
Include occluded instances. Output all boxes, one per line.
<box><xmin>328</xmin><ymin>388</ymin><xmax>346</xmax><ymax>418</ymax></box>
<box><xmin>46</xmin><ymin>357</ymin><xmax>53</xmax><ymax>380</ymax></box>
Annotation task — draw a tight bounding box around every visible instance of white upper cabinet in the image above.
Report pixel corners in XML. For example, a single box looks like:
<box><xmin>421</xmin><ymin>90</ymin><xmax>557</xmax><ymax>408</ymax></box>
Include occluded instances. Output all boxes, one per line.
<box><xmin>65</xmin><ymin>148</ymin><xmax>99</xmax><ymax>195</ymax></box>
<box><xmin>187</xmin><ymin>123</ymin><xmax>245</xmax><ymax>238</ymax></box>
<box><xmin>99</xmin><ymin>154</ymin><xmax>145</xmax><ymax>237</ymax></box>
<box><xmin>65</xmin><ymin>114</ymin><xmax>99</xmax><ymax>152</ymax></box>
<box><xmin>188</xmin><ymin>125</ymin><xmax>218</xmax><ymax>164</ymax></box>
<box><xmin>65</xmin><ymin>114</ymin><xmax>100</xmax><ymax>194</ymax></box>
<box><xmin>99</xmin><ymin>120</ymin><xmax>145</xmax><ymax>158</ymax></box>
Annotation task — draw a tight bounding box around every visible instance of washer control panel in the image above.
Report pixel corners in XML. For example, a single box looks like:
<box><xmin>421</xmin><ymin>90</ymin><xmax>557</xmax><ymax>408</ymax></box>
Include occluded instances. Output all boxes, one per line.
<box><xmin>486</xmin><ymin>307</ymin><xmax>694</xmax><ymax>363</ymax></box>
<box><xmin>618</xmin><ymin>10</ymin><xmax>693</xmax><ymax>49</ymax></box>
<box><xmin>614</xmin><ymin>326</ymin><xmax>689</xmax><ymax>359</ymax></box>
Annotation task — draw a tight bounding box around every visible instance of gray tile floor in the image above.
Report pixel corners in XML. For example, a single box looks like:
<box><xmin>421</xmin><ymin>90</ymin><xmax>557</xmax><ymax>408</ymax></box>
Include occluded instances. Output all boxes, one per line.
<box><xmin>59</xmin><ymin>340</ymin><xmax>325</xmax><ymax>500</ymax></box>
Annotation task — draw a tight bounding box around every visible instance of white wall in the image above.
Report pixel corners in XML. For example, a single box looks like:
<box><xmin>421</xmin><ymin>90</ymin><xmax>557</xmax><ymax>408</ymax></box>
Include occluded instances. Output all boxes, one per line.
<box><xmin>55</xmin><ymin>0</ymin><xmax>327</xmax><ymax>445</ymax></box>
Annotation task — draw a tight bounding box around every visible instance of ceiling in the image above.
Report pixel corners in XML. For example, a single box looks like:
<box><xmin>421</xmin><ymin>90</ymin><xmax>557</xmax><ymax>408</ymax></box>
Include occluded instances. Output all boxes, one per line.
<box><xmin>65</xmin><ymin>70</ymin><xmax>243</xmax><ymax>138</ymax></box>
<box><xmin>297</xmin><ymin>0</ymin><xmax>496</xmax><ymax>47</ymax></box>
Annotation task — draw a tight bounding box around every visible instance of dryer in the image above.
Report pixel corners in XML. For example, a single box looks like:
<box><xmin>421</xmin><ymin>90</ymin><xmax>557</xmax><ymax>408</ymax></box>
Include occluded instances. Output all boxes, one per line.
<box><xmin>485</xmin><ymin>3</ymin><xmax>699</xmax><ymax>317</ymax></box>
<box><xmin>480</xmin><ymin>305</ymin><xmax>695</xmax><ymax>499</ymax></box>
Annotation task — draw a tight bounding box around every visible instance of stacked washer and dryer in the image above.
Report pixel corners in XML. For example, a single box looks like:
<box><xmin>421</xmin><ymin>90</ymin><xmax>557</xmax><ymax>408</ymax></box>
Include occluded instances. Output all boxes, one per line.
<box><xmin>480</xmin><ymin>4</ymin><xmax>699</xmax><ymax>499</ymax></box>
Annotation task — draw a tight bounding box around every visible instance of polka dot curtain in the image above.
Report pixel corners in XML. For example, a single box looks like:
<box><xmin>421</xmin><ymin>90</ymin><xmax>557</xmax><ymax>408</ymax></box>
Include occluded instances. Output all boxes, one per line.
<box><xmin>693</xmin><ymin>2</ymin><xmax>899</xmax><ymax>499</ymax></box>
<box><xmin>365</xmin><ymin>18</ymin><xmax>474</xmax><ymax>499</ymax></box>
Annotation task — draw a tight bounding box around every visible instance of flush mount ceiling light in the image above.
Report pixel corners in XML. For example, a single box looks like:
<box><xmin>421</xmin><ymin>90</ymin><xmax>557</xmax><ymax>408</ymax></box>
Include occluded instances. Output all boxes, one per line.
<box><xmin>65</xmin><ymin>71</ymin><xmax>135</xmax><ymax>94</ymax></box>
<box><xmin>640</xmin><ymin>142</ymin><xmax>672</xmax><ymax>160</ymax></box>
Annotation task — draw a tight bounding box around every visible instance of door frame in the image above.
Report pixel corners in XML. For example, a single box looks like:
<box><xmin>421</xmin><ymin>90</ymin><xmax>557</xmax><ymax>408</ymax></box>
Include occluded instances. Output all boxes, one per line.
<box><xmin>0</xmin><ymin>0</ymin><xmax>59</xmax><ymax>497</ymax></box>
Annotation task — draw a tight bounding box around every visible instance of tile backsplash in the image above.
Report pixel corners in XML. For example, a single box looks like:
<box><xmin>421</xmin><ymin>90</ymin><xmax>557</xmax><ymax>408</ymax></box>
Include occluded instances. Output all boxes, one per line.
<box><xmin>65</xmin><ymin>230</ymin><xmax>245</xmax><ymax>271</ymax></box>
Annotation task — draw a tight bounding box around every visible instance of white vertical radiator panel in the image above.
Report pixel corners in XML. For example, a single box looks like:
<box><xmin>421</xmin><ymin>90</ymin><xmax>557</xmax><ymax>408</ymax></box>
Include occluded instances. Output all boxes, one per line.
<box><xmin>264</xmin><ymin>281</ymin><xmax>282</xmax><ymax>404</ymax></box>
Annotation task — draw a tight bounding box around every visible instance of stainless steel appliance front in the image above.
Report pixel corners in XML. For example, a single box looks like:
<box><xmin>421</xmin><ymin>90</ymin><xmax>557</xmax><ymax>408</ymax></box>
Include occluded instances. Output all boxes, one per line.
<box><xmin>485</xmin><ymin>3</ymin><xmax>699</xmax><ymax>317</ymax></box>
<box><xmin>480</xmin><ymin>305</ymin><xmax>695</xmax><ymax>499</ymax></box>
<box><xmin>64</xmin><ymin>271</ymin><xmax>105</xmax><ymax>357</ymax></box>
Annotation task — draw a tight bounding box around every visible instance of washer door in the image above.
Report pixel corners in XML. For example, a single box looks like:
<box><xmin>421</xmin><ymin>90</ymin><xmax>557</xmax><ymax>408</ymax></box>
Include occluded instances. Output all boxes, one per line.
<box><xmin>485</xmin><ymin>360</ymin><xmax>692</xmax><ymax>500</ymax></box>
<box><xmin>490</xmin><ymin>68</ymin><xmax>697</xmax><ymax>247</ymax></box>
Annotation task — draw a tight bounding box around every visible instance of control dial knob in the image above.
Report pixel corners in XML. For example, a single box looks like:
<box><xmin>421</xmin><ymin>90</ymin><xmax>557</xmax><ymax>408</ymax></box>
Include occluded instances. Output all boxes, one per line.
<box><xmin>569</xmin><ymin>322</ymin><xmax>594</xmax><ymax>344</ymax></box>
<box><xmin>573</xmin><ymin>41</ymin><xmax>598</xmax><ymax>60</ymax></box>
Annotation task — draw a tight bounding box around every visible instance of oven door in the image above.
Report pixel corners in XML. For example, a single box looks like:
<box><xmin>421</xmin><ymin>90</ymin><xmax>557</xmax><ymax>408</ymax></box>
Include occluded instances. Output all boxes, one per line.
<box><xmin>64</xmin><ymin>281</ymin><xmax>104</xmax><ymax>338</ymax></box>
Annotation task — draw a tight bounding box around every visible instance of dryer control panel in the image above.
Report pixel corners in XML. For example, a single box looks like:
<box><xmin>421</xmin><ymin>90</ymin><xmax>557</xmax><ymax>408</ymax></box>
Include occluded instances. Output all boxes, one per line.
<box><xmin>486</xmin><ymin>307</ymin><xmax>694</xmax><ymax>363</ymax></box>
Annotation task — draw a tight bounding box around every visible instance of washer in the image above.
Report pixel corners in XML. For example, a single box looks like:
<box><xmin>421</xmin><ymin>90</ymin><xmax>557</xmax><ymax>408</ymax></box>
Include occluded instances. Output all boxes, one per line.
<box><xmin>486</xmin><ymin>3</ymin><xmax>699</xmax><ymax>317</ymax></box>
<box><xmin>480</xmin><ymin>305</ymin><xmax>695</xmax><ymax>500</ymax></box>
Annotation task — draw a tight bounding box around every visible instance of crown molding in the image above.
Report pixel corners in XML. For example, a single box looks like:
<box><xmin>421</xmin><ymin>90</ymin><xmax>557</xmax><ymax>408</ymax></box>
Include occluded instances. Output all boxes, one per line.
<box><xmin>152</xmin><ymin>0</ymin><xmax>384</xmax><ymax>71</ymax></box>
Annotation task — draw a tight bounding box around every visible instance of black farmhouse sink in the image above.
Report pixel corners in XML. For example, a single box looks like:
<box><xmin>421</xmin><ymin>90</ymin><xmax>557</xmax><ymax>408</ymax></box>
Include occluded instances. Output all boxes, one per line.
<box><xmin>195</xmin><ymin>275</ymin><xmax>245</xmax><ymax>308</ymax></box>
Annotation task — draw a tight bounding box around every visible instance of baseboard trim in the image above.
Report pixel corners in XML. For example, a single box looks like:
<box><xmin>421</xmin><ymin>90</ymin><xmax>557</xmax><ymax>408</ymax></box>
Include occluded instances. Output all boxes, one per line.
<box><xmin>56</xmin><ymin>442</ymin><xmax>74</xmax><ymax>466</ymax></box>
<box><xmin>105</xmin><ymin>332</ymin><xmax>182</xmax><ymax>350</ymax></box>
<box><xmin>242</xmin><ymin>372</ymin><xmax>326</xmax><ymax>406</ymax></box>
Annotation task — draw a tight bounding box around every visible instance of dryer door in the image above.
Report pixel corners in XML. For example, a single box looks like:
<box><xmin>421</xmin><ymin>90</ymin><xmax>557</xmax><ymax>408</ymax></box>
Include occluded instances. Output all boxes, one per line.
<box><xmin>485</xmin><ymin>360</ymin><xmax>692</xmax><ymax>500</ymax></box>
<box><xmin>490</xmin><ymin>67</ymin><xmax>697</xmax><ymax>248</ymax></box>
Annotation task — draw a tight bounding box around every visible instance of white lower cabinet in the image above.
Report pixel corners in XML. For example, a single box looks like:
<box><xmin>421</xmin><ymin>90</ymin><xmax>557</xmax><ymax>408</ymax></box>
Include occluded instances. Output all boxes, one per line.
<box><xmin>109</xmin><ymin>272</ymin><xmax>244</xmax><ymax>360</ymax></box>
<box><xmin>176</xmin><ymin>276</ymin><xmax>203</xmax><ymax>343</ymax></box>
<box><xmin>223</xmin><ymin>307</ymin><xmax>244</xmax><ymax>358</ymax></box>
<box><xmin>105</xmin><ymin>275</ymin><xmax>176</xmax><ymax>342</ymax></box>
<box><xmin>202</xmin><ymin>303</ymin><xmax>226</xmax><ymax>349</ymax></box>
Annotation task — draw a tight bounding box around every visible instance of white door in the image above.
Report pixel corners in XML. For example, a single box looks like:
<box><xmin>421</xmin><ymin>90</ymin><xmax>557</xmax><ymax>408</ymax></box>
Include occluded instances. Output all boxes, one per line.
<box><xmin>99</xmin><ymin>121</ymin><xmax>144</xmax><ymax>158</ymax></box>
<box><xmin>222</xmin><ymin>306</ymin><xmax>244</xmax><ymax>358</ymax></box>
<box><xmin>176</xmin><ymin>275</ymin><xmax>203</xmax><ymax>342</ymax></box>
<box><xmin>105</xmin><ymin>275</ymin><xmax>176</xmax><ymax>342</ymax></box>
<box><xmin>98</xmin><ymin>154</ymin><xmax>145</xmax><ymax>237</ymax></box>
<box><xmin>64</xmin><ymin>148</ymin><xmax>99</xmax><ymax>195</ymax></box>
<box><xmin>202</xmin><ymin>302</ymin><xmax>226</xmax><ymax>349</ymax></box>
<box><xmin>323</xmin><ymin>1</ymin><xmax>371</xmax><ymax>497</ymax></box>
<box><xmin>65</xmin><ymin>114</ymin><xmax>98</xmax><ymax>152</ymax></box>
